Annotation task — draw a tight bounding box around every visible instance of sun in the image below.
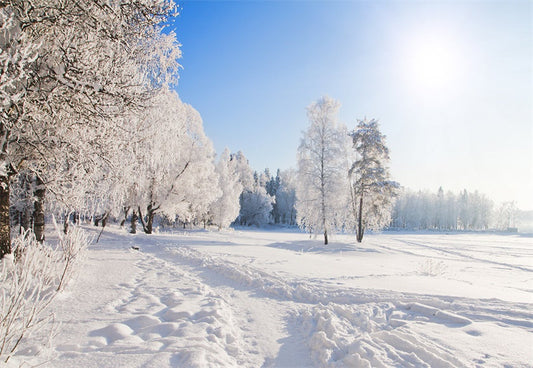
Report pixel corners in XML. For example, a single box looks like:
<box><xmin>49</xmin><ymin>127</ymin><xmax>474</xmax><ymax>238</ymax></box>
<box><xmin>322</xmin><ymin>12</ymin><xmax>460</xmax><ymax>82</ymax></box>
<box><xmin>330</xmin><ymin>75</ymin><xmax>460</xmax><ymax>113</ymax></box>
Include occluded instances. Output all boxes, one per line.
<box><xmin>411</xmin><ymin>44</ymin><xmax>455</xmax><ymax>86</ymax></box>
<box><xmin>404</xmin><ymin>33</ymin><xmax>461</xmax><ymax>90</ymax></box>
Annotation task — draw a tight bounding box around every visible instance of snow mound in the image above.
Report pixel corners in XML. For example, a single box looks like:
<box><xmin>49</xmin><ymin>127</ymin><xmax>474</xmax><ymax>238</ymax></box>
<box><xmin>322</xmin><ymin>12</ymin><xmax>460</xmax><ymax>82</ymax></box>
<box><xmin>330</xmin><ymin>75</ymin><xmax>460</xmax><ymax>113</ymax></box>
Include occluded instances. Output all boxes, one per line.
<box><xmin>404</xmin><ymin>302</ymin><xmax>472</xmax><ymax>326</ymax></box>
<box><xmin>124</xmin><ymin>315</ymin><xmax>161</xmax><ymax>329</ymax></box>
<box><xmin>297</xmin><ymin>302</ymin><xmax>469</xmax><ymax>367</ymax></box>
<box><xmin>90</xmin><ymin>323</ymin><xmax>134</xmax><ymax>343</ymax></box>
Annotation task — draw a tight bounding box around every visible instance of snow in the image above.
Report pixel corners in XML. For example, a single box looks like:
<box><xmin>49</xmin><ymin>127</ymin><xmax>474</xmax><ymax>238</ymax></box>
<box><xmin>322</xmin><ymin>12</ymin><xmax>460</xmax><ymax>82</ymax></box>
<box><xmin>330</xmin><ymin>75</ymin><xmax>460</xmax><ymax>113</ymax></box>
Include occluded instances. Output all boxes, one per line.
<box><xmin>11</xmin><ymin>226</ymin><xmax>533</xmax><ymax>367</ymax></box>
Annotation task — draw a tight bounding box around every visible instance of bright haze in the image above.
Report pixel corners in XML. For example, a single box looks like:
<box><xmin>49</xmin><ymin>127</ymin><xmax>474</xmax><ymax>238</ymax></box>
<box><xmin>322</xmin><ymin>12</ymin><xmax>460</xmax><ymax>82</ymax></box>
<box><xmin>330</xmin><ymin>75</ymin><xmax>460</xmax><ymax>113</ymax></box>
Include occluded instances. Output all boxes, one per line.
<box><xmin>172</xmin><ymin>1</ymin><xmax>532</xmax><ymax>210</ymax></box>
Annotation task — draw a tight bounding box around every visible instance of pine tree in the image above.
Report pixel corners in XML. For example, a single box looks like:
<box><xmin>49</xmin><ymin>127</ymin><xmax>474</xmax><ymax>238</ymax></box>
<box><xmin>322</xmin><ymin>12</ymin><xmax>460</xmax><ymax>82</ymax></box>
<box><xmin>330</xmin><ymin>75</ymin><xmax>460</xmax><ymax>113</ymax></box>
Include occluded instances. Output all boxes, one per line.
<box><xmin>349</xmin><ymin>118</ymin><xmax>399</xmax><ymax>242</ymax></box>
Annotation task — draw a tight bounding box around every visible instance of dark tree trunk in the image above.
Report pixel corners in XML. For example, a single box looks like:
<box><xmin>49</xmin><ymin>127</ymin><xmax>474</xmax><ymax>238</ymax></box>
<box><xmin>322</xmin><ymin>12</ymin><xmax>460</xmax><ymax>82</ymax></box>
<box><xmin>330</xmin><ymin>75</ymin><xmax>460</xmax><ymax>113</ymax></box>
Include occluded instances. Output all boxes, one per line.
<box><xmin>145</xmin><ymin>209</ymin><xmax>154</xmax><ymax>234</ymax></box>
<box><xmin>96</xmin><ymin>211</ymin><xmax>109</xmax><ymax>243</ymax></box>
<box><xmin>130</xmin><ymin>210</ymin><xmax>138</xmax><ymax>234</ymax></box>
<box><xmin>20</xmin><ymin>173</ymin><xmax>33</xmax><ymax>233</ymax></box>
<box><xmin>0</xmin><ymin>173</ymin><xmax>11</xmax><ymax>258</ymax></box>
<box><xmin>33</xmin><ymin>175</ymin><xmax>45</xmax><ymax>243</ymax></box>
<box><xmin>356</xmin><ymin>195</ymin><xmax>364</xmax><ymax>243</ymax></box>
<box><xmin>324</xmin><ymin>229</ymin><xmax>328</xmax><ymax>245</ymax></box>
<box><xmin>138</xmin><ymin>206</ymin><xmax>147</xmax><ymax>233</ymax></box>
<box><xmin>63</xmin><ymin>213</ymin><xmax>69</xmax><ymax>234</ymax></box>
<box><xmin>120</xmin><ymin>206</ymin><xmax>130</xmax><ymax>227</ymax></box>
<box><xmin>140</xmin><ymin>203</ymin><xmax>159</xmax><ymax>235</ymax></box>
<box><xmin>21</xmin><ymin>203</ymin><xmax>33</xmax><ymax>232</ymax></box>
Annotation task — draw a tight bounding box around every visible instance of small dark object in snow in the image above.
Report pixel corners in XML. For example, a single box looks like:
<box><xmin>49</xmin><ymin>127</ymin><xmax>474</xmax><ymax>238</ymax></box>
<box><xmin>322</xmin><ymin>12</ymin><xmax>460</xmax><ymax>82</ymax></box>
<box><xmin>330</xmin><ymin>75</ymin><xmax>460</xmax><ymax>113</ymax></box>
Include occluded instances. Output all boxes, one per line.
<box><xmin>131</xmin><ymin>246</ymin><xmax>140</xmax><ymax>251</ymax></box>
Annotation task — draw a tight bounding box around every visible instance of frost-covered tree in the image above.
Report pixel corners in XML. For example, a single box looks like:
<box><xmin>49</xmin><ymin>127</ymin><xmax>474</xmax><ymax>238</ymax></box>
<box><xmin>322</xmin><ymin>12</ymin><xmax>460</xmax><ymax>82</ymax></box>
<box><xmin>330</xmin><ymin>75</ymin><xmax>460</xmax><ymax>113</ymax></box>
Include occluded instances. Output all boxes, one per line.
<box><xmin>390</xmin><ymin>187</ymin><xmax>494</xmax><ymax>231</ymax></box>
<box><xmin>349</xmin><ymin>118</ymin><xmax>399</xmax><ymax>242</ymax></box>
<box><xmin>209</xmin><ymin>148</ymin><xmax>242</xmax><ymax>229</ymax></box>
<box><xmin>230</xmin><ymin>151</ymin><xmax>273</xmax><ymax>226</ymax></box>
<box><xmin>274</xmin><ymin>169</ymin><xmax>297</xmax><ymax>225</ymax></box>
<box><xmin>129</xmin><ymin>89</ymin><xmax>219</xmax><ymax>234</ymax></box>
<box><xmin>230</xmin><ymin>151</ymin><xmax>255</xmax><ymax>192</ymax></box>
<box><xmin>296</xmin><ymin>96</ymin><xmax>351</xmax><ymax>245</ymax></box>
<box><xmin>495</xmin><ymin>201</ymin><xmax>517</xmax><ymax>230</ymax></box>
<box><xmin>238</xmin><ymin>184</ymin><xmax>273</xmax><ymax>227</ymax></box>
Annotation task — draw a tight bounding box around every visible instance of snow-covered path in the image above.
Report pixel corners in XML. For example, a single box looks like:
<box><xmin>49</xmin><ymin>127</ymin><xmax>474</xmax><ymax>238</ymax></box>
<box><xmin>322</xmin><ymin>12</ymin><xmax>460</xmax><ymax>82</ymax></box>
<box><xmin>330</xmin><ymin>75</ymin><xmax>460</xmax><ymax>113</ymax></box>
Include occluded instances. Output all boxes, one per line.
<box><xmin>48</xmin><ymin>239</ymin><xmax>294</xmax><ymax>367</ymax></box>
<box><xmin>13</xmin><ymin>227</ymin><xmax>533</xmax><ymax>367</ymax></box>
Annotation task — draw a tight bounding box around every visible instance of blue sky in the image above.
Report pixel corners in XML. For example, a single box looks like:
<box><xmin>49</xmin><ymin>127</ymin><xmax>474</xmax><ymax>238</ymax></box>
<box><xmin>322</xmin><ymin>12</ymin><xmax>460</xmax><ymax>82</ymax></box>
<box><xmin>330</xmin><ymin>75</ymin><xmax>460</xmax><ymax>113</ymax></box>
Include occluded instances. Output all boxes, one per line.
<box><xmin>171</xmin><ymin>0</ymin><xmax>532</xmax><ymax>209</ymax></box>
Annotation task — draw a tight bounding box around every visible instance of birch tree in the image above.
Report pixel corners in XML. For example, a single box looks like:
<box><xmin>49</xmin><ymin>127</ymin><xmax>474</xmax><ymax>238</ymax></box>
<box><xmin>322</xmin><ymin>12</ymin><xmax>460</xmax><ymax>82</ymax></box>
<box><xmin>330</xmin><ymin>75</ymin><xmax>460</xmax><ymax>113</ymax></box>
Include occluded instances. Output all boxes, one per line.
<box><xmin>296</xmin><ymin>96</ymin><xmax>350</xmax><ymax>245</ymax></box>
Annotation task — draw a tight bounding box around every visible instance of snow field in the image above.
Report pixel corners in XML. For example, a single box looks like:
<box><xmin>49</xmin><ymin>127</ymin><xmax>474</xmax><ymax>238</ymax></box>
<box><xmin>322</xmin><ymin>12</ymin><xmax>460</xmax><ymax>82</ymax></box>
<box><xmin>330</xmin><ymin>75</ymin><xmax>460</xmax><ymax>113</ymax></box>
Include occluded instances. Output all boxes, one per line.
<box><xmin>10</xmin><ymin>227</ymin><xmax>533</xmax><ymax>367</ymax></box>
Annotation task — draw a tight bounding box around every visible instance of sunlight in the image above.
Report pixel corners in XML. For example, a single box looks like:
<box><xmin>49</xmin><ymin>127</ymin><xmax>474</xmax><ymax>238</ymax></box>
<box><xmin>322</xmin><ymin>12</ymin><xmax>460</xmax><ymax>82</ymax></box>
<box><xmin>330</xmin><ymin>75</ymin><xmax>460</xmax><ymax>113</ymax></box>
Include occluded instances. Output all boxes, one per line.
<box><xmin>404</xmin><ymin>32</ymin><xmax>462</xmax><ymax>91</ymax></box>
<box><xmin>411</xmin><ymin>43</ymin><xmax>455</xmax><ymax>86</ymax></box>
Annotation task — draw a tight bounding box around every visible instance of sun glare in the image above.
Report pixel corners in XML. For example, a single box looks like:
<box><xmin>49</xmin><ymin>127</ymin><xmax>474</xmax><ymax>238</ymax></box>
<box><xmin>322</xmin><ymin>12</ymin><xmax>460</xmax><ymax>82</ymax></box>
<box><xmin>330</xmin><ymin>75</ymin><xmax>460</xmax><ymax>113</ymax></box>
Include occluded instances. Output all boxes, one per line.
<box><xmin>404</xmin><ymin>33</ymin><xmax>462</xmax><ymax>91</ymax></box>
<box><xmin>411</xmin><ymin>44</ymin><xmax>455</xmax><ymax>86</ymax></box>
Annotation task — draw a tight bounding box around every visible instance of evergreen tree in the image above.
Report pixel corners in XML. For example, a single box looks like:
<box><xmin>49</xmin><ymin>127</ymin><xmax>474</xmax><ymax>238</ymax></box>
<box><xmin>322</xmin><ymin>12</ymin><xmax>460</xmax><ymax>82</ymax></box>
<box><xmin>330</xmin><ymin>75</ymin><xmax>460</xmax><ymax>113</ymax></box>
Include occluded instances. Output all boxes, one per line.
<box><xmin>349</xmin><ymin>118</ymin><xmax>399</xmax><ymax>242</ymax></box>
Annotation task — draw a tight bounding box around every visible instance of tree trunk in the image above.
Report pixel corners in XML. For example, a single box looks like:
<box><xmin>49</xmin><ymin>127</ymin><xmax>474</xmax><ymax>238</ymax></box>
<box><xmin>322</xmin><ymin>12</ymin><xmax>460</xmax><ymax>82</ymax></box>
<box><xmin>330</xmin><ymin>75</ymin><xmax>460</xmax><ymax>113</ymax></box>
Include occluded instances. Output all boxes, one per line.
<box><xmin>356</xmin><ymin>195</ymin><xmax>364</xmax><ymax>243</ymax></box>
<box><xmin>20</xmin><ymin>173</ymin><xmax>33</xmax><ymax>233</ymax></box>
<box><xmin>63</xmin><ymin>213</ymin><xmax>69</xmax><ymax>234</ymax></box>
<box><xmin>96</xmin><ymin>212</ymin><xmax>109</xmax><ymax>243</ymax></box>
<box><xmin>21</xmin><ymin>203</ymin><xmax>33</xmax><ymax>232</ymax></box>
<box><xmin>138</xmin><ymin>206</ymin><xmax>147</xmax><ymax>233</ymax></box>
<box><xmin>139</xmin><ymin>204</ymin><xmax>155</xmax><ymax>234</ymax></box>
<box><xmin>33</xmin><ymin>175</ymin><xmax>45</xmax><ymax>243</ymax></box>
<box><xmin>0</xmin><ymin>173</ymin><xmax>11</xmax><ymax>258</ymax></box>
<box><xmin>324</xmin><ymin>229</ymin><xmax>328</xmax><ymax>245</ymax></box>
<box><xmin>130</xmin><ymin>210</ymin><xmax>138</xmax><ymax>234</ymax></box>
<box><xmin>145</xmin><ymin>210</ymin><xmax>154</xmax><ymax>234</ymax></box>
<box><xmin>120</xmin><ymin>206</ymin><xmax>130</xmax><ymax>227</ymax></box>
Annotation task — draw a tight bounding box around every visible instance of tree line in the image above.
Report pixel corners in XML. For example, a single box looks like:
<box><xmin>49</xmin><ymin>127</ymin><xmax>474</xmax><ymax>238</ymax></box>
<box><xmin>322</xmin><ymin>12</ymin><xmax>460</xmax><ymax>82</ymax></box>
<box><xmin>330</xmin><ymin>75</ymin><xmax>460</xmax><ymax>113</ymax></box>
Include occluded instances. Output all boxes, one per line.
<box><xmin>391</xmin><ymin>188</ymin><xmax>518</xmax><ymax>231</ymax></box>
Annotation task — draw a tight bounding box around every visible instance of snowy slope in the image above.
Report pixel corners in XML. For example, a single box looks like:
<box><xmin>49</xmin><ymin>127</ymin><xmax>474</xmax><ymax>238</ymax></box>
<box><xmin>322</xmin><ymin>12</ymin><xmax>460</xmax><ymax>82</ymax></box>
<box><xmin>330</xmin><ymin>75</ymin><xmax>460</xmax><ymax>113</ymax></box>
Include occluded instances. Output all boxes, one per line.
<box><xmin>11</xmin><ymin>227</ymin><xmax>533</xmax><ymax>367</ymax></box>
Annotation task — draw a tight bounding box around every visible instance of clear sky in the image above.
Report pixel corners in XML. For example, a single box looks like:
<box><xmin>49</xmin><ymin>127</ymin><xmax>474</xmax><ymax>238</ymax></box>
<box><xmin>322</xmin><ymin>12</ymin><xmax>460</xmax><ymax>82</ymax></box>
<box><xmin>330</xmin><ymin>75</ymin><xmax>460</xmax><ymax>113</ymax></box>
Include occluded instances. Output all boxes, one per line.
<box><xmin>171</xmin><ymin>0</ymin><xmax>532</xmax><ymax>210</ymax></box>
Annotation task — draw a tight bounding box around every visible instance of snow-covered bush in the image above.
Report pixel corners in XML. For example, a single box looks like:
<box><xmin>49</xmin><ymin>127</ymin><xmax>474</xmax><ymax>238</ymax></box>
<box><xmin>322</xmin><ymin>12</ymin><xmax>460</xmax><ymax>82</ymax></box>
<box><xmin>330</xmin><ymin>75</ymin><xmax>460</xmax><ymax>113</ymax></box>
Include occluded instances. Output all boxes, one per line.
<box><xmin>0</xmin><ymin>233</ymin><xmax>57</xmax><ymax>363</ymax></box>
<box><xmin>56</xmin><ymin>225</ymin><xmax>90</xmax><ymax>291</ymax></box>
<box><xmin>0</xmin><ymin>227</ymin><xmax>89</xmax><ymax>363</ymax></box>
<box><xmin>418</xmin><ymin>259</ymin><xmax>447</xmax><ymax>277</ymax></box>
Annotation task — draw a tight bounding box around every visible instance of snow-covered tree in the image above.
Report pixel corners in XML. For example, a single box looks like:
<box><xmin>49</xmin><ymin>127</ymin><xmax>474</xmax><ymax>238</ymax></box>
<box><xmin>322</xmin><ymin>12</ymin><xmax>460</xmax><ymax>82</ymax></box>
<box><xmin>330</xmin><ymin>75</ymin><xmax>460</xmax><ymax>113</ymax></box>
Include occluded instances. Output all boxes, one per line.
<box><xmin>274</xmin><ymin>169</ymin><xmax>297</xmax><ymax>225</ymax></box>
<box><xmin>230</xmin><ymin>151</ymin><xmax>255</xmax><ymax>192</ymax></box>
<box><xmin>209</xmin><ymin>148</ymin><xmax>242</xmax><ymax>229</ymax></box>
<box><xmin>229</xmin><ymin>151</ymin><xmax>273</xmax><ymax>226</ymax></box>
<box><xmin>129</xmin><ymin>89</ymin><xmax>219</xmax><ymax>233</ymax></box>
<box><xmin>238</xmin><ymin>184</ymin><xmax>273</xmax><ymax>227</ymax></box>
<box><xmin>390</xmin><ymin>187</ymin><xmax>495</xmax><ymax>231</ymax></box>
<box><xmin>296</xmin><ymin>96</ymin><xmax>351</xmax><ymax>244</ymax></box>
<box><xmin>495</xmin><ymin>201</ymin><xmax>517</xmax><ymax>230</ymax></box>
<box><xmin>349</xmin><ymin>118</ymin><xmax>399</xmax><ymax>242</ymax></box>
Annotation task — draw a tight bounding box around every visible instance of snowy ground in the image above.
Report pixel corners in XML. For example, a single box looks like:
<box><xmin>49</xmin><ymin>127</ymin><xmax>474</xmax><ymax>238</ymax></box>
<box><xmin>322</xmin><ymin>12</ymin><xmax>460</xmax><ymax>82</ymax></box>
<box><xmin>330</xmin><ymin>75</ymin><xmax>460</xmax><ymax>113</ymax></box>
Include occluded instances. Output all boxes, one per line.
<box><xmin>12</xmin><ymin>226</ymin><xmax>533</xmax><ymax>367</ymax></box>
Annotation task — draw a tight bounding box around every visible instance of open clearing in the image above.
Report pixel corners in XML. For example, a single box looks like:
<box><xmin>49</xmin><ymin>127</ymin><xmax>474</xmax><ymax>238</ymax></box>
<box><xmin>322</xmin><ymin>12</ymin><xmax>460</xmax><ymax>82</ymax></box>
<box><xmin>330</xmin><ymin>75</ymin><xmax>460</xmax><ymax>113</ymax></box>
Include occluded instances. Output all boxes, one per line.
<box><xmin>12</xmin><ymin>227</ymin><xmax>533</xmax><ymax>367</ymax></box>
